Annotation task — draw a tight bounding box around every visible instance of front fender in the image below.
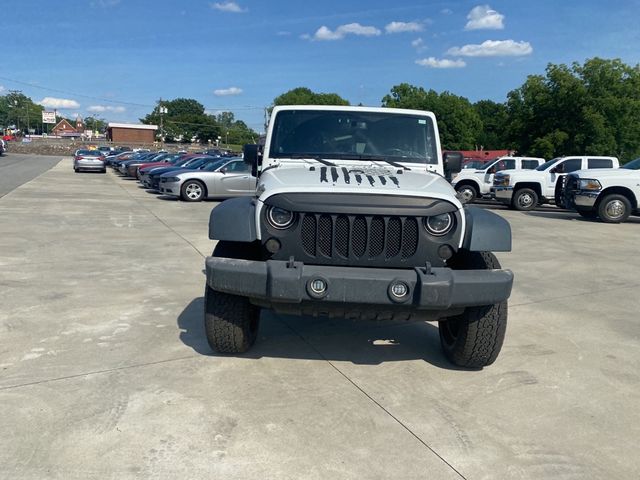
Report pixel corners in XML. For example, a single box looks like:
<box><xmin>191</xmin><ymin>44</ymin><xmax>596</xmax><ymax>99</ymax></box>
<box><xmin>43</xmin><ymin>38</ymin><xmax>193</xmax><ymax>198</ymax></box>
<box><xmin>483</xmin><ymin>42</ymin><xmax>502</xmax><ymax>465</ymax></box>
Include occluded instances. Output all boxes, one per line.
<box><xmin>462</xmin><ymin>207</ymin><xmax>511</xmax><ymax>252</ymax></box>
<box><xmin>209</xmin><ymin>197</ymin><xmax>257</xmax><ymax>242</ymax></box>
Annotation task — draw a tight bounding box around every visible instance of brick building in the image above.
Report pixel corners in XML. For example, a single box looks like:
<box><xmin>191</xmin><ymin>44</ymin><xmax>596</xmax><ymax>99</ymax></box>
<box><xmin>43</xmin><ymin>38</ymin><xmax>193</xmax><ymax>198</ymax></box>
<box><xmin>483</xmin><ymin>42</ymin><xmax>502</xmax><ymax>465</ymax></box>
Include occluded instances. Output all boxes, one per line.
<box><xmin>107</xmin><ymin>123</ymin><xmax>158</xmax><ymax>144</ymax></box>
<box><xmin>51</xmin><ymin>119</ymin><xmax>79</xmax><ymax>137</ymax></box>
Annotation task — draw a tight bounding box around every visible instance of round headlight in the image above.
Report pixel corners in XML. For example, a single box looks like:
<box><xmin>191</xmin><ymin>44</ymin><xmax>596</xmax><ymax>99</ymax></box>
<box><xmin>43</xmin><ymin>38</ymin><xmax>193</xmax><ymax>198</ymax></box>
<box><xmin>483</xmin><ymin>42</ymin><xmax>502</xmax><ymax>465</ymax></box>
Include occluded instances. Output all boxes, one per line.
<box><xmin>424</xmin><ymin>213</ymin><xmax>454</xmax><ymax>236</ymax></box>
<box><xmin>267</xmin><ymin>206</ymin><xmax>295</xmax><ymax>229</ymax></box>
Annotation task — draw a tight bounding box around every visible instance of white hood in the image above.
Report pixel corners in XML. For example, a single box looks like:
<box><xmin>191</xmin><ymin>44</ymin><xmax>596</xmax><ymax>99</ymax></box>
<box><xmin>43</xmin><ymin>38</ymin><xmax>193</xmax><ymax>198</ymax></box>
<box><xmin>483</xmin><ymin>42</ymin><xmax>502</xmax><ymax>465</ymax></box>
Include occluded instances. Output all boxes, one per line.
<box><xmin>257</xmin><ymin>162</ymin><xmax>460</xmax><ymax>205</ymax></box>
<box><xmin>571</xmin><ymin>168</ymin><xmax>637</xmax><ymax>179</ymax></box>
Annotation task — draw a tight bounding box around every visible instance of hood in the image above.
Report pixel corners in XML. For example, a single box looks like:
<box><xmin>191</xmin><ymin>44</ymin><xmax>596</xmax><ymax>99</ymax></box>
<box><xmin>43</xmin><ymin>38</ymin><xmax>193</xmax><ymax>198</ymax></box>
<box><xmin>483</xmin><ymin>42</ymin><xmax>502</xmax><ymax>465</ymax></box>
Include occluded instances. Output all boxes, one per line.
<box><xmin>571</xmin><ymin>168</ymin><xmax>635</xmax><ymax>179</ymax></box>
<box><xmin>257</xmin><ymin>163</ymin><xmax>459</xmax><ymax>204</ymax></box>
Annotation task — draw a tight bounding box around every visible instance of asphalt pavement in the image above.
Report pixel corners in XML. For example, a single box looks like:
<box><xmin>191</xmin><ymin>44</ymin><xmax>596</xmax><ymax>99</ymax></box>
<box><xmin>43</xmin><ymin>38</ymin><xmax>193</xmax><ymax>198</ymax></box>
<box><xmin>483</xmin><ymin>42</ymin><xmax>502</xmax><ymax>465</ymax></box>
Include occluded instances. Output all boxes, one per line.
<box><xmin>0</xmin><ymin>158</ymin><xmax>639</xmax><ymax>479</ymax></box>
<box><xmin>0</xmin><ymin>153</ymin><xmax>62</xmax><ymax>197</ymax></box>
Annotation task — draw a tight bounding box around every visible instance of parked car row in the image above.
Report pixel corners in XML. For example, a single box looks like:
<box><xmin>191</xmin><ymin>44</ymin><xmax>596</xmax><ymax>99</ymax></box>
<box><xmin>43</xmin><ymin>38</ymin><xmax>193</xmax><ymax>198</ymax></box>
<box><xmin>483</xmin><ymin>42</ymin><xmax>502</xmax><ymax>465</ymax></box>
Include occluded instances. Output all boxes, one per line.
<box><xmin>450</xmin><ymin>154</ymin><xmax>638</xmax><ymax>223</ymax></box>
<box><xmin>106</xmin><ymin>150</ymin><xmax>256</xmax><ymax>202</ymax></box>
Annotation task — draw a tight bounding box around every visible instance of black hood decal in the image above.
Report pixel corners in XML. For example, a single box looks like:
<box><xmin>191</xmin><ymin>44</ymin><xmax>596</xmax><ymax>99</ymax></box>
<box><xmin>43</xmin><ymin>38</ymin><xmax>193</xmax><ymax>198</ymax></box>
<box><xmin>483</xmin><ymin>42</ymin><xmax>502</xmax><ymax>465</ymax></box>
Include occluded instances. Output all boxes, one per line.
<box><xmin>316</xmin><ymin>166</ymin><xmax>401</xmax><ymax>188</ymax></box>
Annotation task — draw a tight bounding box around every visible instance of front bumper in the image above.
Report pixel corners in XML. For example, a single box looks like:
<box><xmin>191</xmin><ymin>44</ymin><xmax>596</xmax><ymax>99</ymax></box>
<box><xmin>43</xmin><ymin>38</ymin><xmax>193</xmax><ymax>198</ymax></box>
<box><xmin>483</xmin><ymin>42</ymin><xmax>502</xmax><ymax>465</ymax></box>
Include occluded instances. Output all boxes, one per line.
<box><xmin>573</xmin><ymin>191</ymin><xmax>599</xmax><ymax>208</ymax></box>
<box><xmin>206</xmin><ymin>257</ymin><xmax>513</xmax><ymax>310</ymax></box>
<box><xmin>492</xmin><ymin>186</ymin><xmax>513</xmax><ymax>203</ymax></box>
<box><xmin>159</xmin><ymin>180</ymin><xmax>180</xmax><ymax>196</ymax></box>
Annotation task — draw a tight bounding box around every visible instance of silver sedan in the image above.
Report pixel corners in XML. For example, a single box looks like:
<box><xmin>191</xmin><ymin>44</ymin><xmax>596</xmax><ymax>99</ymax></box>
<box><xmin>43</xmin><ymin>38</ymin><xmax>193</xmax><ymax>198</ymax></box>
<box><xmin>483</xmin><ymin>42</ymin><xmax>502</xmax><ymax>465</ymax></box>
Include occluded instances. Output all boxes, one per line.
<box><xmin>73</xmin><ymin>149</ymin><xmax>106</xmax><ymax>173</ymax></box>
<box><xmin>158</xmin><ymin>158</ymin><xmax>255</xmax><ymax>201</ymax></box>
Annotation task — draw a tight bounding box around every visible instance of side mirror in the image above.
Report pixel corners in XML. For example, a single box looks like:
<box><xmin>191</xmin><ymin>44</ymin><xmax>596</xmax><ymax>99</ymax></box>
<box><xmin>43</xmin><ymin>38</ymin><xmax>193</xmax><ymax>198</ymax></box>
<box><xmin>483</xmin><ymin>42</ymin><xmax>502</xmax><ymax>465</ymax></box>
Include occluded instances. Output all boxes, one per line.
<box><xmin>443</xmin><ymin>151</ymin><xmax>463</xmax><ymax>179</ymax></box>
<box><xmin>219</xmin><ymin>167</ymin><xmax>227</xmax><ymax>174</ymax></box>
<box><xmin>243</xmin><ymin>144</ymin><xmax>262</xmax><ymax>177</ymax></box>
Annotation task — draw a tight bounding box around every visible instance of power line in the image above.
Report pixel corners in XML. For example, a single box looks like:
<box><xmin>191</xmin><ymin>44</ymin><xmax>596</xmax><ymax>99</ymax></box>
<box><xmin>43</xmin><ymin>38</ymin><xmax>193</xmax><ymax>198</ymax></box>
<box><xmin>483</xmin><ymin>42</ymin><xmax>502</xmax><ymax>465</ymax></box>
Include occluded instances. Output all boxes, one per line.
<box><xmin>0</xmin><ymin>74</ymin><xmax>267</xmax><ymax>112</ymax></box>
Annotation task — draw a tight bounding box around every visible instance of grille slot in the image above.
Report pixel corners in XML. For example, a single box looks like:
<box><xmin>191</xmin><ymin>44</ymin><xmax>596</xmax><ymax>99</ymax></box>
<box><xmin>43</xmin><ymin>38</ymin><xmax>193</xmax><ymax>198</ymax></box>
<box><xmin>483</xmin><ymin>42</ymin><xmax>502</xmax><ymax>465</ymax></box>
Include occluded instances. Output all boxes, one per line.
<box><xmin>318</xmin><ymin>215</ymin><xmax>333</xmax><ymax>257</ymax></box>
<box><xmin>301</xmin><ymin>215</ymin><xmax>317</xmax><ymax>256</ymax></box>
<box><xmin>301</xmin><ymin>213</ymin><xmax>419</xmax><ymax>263</ymax></box>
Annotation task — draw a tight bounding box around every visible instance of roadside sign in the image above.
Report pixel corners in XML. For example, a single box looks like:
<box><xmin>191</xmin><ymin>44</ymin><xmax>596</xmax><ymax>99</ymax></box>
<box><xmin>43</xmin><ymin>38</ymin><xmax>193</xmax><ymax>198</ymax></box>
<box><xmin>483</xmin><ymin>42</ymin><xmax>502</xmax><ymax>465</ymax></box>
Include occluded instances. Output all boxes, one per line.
<box><xmin>42</xmin><ymin>111</ymin><xmax>56</xmax><ymax>124</ymax></box>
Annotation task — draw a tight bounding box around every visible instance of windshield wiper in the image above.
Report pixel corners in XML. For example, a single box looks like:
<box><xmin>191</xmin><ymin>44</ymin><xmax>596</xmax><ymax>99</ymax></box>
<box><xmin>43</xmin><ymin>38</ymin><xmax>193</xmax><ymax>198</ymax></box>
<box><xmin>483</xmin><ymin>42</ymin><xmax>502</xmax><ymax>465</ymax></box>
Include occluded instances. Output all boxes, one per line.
<box><xmin>338</xmin><ymin>154</ymin><xmax>411</xmax><ymax>171</ymax></box>
<box><xmin>287</xmin><ymin>154</ymin><xmax>337</xmax><ymax>167</ymax></box>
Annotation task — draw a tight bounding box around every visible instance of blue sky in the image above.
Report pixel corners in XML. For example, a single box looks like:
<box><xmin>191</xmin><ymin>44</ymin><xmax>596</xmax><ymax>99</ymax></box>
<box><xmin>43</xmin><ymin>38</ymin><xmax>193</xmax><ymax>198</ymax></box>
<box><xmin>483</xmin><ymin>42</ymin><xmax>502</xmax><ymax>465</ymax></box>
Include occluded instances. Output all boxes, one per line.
<box><xmin>1</xmin><ymin>0</ymin><xmax>639</xmax><ymax>132</ymax></box>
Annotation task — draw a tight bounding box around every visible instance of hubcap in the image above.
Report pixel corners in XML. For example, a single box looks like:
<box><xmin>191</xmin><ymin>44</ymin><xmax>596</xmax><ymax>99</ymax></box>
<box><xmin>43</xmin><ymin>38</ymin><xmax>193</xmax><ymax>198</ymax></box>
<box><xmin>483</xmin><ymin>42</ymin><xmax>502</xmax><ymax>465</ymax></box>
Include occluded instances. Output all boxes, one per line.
<box><xmin>459</xmin><ymin>187</ymin><xmax>474</xmax><ymax>203</ymax></box>
<box><xmin>605</xmin><ymin>200</ymin><xmax>625</xmax><ymax>219</ymax></box>
<box><xmin>519</xmin><ymin>193</ymin><xmax>534</xmax><ymax>207</ymax></box>
<box><xmin>185</xmin><ymin>183</ymin><xmax>202</xmax><ymax>199</ymax></box>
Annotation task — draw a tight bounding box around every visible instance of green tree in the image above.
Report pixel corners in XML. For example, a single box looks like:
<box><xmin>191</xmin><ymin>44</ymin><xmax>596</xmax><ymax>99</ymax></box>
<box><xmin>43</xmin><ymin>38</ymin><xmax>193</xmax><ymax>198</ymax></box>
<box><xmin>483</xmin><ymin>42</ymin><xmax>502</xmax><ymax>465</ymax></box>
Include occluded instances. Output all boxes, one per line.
<box><xmin>272</xmin><ymin>87</ymin><xmax>350</xmax><ymax>108</ymax></box>
<box><xmin>382</xmin><ymin>83</ymin><xmax>482</xmax><ymax>150</ymax></box>
<box><xmin>0</xmin><ymin>91</ymin><xmax>44</xmax><ymax>133</ymax></box>
<box><xmin>83</xmin><ymin>116</ymin><xmax>107</xmax><ymax>133</ymax></box>
<box><xmin>141</xmin><ymin>98</ymin><xmax>221</xmax><ymax>144</ymax></box>
<box><xmin>506</xmin><ymin>58</ymin><xmax>640</xmax><ymax>161</ymax></box>
<box><xmin>473</xmin><ymin>100</ymin><xmax>509</xmax><ymax>149</ymax></box>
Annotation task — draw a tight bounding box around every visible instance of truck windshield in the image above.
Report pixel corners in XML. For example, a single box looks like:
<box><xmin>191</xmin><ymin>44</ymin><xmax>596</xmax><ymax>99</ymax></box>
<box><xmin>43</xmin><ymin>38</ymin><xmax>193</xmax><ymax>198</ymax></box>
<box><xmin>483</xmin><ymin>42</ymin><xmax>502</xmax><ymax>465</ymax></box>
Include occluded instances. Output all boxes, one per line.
<box><xmin>269</xmin><ymin>109</ymin><xmax>439</xmax><ymax>164</ymax></box>
<box><xmin>535</xmin><ymin>158</ymin><xmax>560</xmax><ymax>171</ymax></box>
<box><xmin>621</xmin><ymin>158</ymin><xmax>640</xmax><ymax>170</ymax></box>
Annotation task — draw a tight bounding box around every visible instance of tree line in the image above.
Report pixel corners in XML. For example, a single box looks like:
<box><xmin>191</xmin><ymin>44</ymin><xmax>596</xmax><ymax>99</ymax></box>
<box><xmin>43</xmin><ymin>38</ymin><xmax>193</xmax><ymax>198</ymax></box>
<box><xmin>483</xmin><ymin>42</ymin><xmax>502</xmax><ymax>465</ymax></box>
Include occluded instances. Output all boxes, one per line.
<box><xmin>273</xmin><ymin>58</ymin><xmax>640</xmax><ymax>163</ymax></box>
<box><xmin>3</xmin><ymin>57</ymin><xmax>638</xmax><ymax>160</ymax></box>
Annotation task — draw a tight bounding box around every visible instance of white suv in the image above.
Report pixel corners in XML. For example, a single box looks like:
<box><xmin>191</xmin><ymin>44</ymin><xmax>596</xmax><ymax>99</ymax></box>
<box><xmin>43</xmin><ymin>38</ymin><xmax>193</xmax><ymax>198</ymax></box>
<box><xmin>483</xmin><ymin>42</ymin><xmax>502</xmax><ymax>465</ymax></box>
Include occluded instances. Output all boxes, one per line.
<box><xmin>452</xmin><ymin>156</ymin><xmax>544</xmax><ymax>203</ymax></box>
<box><xmin>564</xmin><ymin>157</ymin><xmax>640</xmax><ymax>222</ymax></box>
<box><xmin>492</xmin><ymin>156</ymin><xmax>619</xmax><ymax>211</ymax></box>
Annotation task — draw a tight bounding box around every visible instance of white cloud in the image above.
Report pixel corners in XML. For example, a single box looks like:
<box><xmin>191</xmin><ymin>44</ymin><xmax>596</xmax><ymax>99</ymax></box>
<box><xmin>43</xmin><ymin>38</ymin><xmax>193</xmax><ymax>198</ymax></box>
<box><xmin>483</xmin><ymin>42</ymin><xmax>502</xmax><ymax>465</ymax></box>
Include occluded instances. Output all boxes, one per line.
<box><xmin>38</xmin><ymin>97</ymin><xmax>80</xmax><ymax>109</ymax></box>
<box><xmin>465</xmin><ymin>5</ymin><xmax>504</xmax><ymax>30</ymax></box>
<box><xmin>87</xmin><ymin>105</ymin><xmax>126</xmax><ymax>113</ymax></box>
<box><xmin>447</xmin><ymin>39</ymin><xmax>533</xmax><ymax>57</ymax></box>
<box><xmin>277</xmin><ymin>31</ymin><xmax>292</xmax><ymax>36</ymax></box>
<box><xmin>415</xmin><ymin>57</ymin><xmax>466</xmax><ymax>69</ymax></box>
<box><xmin>213</xmin><ymin>87</ymin><xmax>243</xmax><ymax>96</ymax></box>
<box><xmin>210</xmin><ymin>1</ymin><xmax>246</xmax><ymax>13</ymax></box>
<box><xmin>385</xmin><ymin>21</ymin><xmax>423</xmax><ymax>34</ymax></box>
<box><xmin>311</xmin><ymin>23</ymin><xmax>381</xmax><ymax>41</ymax></box>
<box><xmin>0</xmin><ymin>85</ymin><xmax>5</xmax><ymax>93</ymax></box>
<box><xmin>441</xmin><ymin>8</ymin><xmax>453</xmax><ymax>15</ymax></box>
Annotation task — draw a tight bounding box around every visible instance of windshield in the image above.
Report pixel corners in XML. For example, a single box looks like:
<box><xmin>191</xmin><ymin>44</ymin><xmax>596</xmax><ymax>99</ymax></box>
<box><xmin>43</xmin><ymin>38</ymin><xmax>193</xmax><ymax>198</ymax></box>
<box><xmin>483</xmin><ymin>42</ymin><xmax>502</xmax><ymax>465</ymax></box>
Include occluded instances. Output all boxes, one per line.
<box><xmin>270</xmin><ymin>109</ymin><xmax>438</xmax><ymax>164</ymax></box>
<box><xmin>535</xmin><ymin>158</ymin><xmax>560</xmax><ymax>171</ymax></box>
<box><xmin>621</xmin><ymin>158</ymin><xmax>640</xmax><ymax>170</ymax></box>
<box><xmin>463</xmin><ymin>160</ymin><xmax>488</xmax><ymax>169</ymax></box>
<box><xmin>77</xmin><ymin>150</ymin><xmax>100</xmax><ymax>156</ymax></box>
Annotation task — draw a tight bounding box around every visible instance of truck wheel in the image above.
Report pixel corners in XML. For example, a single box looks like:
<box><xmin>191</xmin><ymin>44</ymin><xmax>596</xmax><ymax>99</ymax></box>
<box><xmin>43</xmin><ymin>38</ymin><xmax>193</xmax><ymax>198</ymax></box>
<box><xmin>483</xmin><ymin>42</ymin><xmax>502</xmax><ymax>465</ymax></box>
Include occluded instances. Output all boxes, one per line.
<box><xmin>597</xmin><ymin>194</ymin><xmax>631</xmax><ymax>223</ymax></box>
<box><xmin>512</xmin><ymin>188</ymin><xmax>538</xmax><ymax>211</ymax></box>
<box><xmin>181</xmin><ymin>180</ymin><xmax>206</xmax><ymax>202</ymax></box>
<box><xmin>439</xmin><ymin>251</ymin><xmax>507</xmax><ymax>368</ymax></box>
<box><xmin>576</xmin><ymin>208</ymin><xmax>598</xmax><ymax>219</ymax></box>
<box><xmin>455</xmin><ymin>184</ymin><xmax>478</xmax><ymax>204</ymax></box>
<box><xmin>204</xmin><ymin>286</ymin><xmax>260</xmax><ymax>353</ymax></box>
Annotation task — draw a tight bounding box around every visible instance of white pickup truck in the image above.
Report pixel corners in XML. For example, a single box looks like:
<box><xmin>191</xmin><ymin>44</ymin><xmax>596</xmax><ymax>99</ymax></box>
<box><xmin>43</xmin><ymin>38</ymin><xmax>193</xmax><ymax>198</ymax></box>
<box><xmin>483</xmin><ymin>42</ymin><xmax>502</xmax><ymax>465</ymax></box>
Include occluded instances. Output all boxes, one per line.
<box><xmin>452</xmin><ymin>156</ymin><xmax>544</xmax><ymax>203</ymax></box>
<box><xmin>492</xmin><ymin>156</ymin><xmax>619</xmax><ymax>211</ymax></box>
<box><xmin>564</xmin><ymin>157</ymin><xmax>640</xmax><ymax>222</ymax></box>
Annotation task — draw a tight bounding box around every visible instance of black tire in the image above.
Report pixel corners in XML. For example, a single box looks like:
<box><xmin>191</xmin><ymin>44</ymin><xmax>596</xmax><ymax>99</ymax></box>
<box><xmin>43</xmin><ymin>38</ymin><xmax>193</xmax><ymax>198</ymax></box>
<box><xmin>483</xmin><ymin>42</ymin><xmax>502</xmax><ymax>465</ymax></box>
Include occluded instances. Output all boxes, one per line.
<box><xmin>181</xmin><ymin>180</ymin><xmax>206</xmax><ymax>202</ymax></box>
<box><xmin>597</xmin><ymin>194</ymin><xmax>631</xmax><ymax>223</ymax></box>
<box><xmin>455</xmin><ymin>183</ymin><xmax>478</xmax><ymax>204</ymax></box>
<box><xmin>204</xmin><ymin>240</ymin><xmax>262</xmax><ymax>353</ymax></box>
<box><xmin>204</xmin><ymin>285</ymin><xmax>260</xmax><ymax>353</ymax></box>
<box><xmin>439</xmin><ymin>251</ymin><xmax>507</xmax><ymax>368</ymax></box>
<box><xmin>512</xmin><ymin>188</ymin><xmax>538</xmax><ymax>211</ymax></box>
<box><xmin>576</xmin><ymin>208</ymin><xmax>598</xmax><ymax>219</ymax></box>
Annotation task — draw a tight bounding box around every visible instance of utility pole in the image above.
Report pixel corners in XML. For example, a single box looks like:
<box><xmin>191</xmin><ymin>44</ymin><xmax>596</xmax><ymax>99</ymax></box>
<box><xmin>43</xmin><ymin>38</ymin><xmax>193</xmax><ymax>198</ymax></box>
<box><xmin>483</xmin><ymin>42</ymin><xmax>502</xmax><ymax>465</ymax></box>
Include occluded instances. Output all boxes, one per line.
<box><xmin>158</xmin><ymin>99</ymin><xmax>168</xmax><ymax>145</ymax></box>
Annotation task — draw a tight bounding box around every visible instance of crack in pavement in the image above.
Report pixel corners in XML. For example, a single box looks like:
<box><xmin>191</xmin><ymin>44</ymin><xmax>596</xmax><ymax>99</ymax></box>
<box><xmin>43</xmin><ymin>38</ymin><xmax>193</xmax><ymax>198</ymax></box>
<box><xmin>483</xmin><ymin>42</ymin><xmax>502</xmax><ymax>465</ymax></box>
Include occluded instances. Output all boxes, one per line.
<box><xmin>277</xmin><ymin>315</ymin><xmax>468</xmax><ymax>480</ymax></box>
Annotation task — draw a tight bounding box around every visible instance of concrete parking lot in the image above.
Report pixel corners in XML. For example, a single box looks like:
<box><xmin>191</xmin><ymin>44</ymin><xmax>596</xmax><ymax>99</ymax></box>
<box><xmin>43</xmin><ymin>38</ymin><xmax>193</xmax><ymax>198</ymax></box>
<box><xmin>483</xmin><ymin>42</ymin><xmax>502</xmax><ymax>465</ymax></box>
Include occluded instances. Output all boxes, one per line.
<box><xmin>1</xmin><ymin>154</ymin><xmax>639</xmax><ymax>479</ymax></box>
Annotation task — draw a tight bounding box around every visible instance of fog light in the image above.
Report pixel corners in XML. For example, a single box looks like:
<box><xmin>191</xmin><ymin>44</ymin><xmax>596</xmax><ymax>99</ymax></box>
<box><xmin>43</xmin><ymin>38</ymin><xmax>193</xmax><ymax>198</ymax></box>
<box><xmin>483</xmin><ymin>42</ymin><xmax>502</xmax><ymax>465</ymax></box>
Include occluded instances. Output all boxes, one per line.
<box><xmin>310</xmin><ymin>279</ymin><xmax>327</xmax><ymax>294</ymax></box>
<box><xmin>265</xmin><ymin>238</ymin><xmax>281</xmax><ymax>253</ymax></box>
<box><xmin>438</xmin><ymin>244</ymin><xmax>454</xmax><ymax>260</ymax></box>
<box><xmin>307</xmin><ymin>278</ymin><xmax>328</xmax><ymax>298</ymax></box>
<box><xmin>388</xmin><ymin>280</ymin><xmax>410</xmax><ymax>302</ymax></box>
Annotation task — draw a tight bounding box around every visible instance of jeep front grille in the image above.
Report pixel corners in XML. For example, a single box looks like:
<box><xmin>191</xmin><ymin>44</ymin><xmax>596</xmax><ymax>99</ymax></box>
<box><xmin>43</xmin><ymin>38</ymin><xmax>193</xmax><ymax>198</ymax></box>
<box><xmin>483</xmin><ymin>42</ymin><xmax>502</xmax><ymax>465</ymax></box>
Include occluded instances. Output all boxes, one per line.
<box><xmin>300</xmin><ymin>213</ymin><xmax>419</xmax><ymax>261</ymax></box>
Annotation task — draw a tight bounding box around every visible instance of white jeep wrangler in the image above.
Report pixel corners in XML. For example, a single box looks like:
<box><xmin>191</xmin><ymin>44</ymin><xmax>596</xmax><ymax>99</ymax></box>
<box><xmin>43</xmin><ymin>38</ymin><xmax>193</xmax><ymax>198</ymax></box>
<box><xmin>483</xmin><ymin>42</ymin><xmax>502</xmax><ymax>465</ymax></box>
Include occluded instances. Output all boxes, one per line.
<box><xmin>204</xmin><ymin>106</ymin><xmax>514</xmax><ymax>368</ymax></box>
<box><xmin>452</xmin><ymin>156</ymin><xmax>544</xmax><ymax>204</ymax></box>
<box><xmin>564</xmin><ymin>157</ymin><xmax>640</xmax><ymax>222</ymax></box>
<box><xmin>492</xmin><ymin>156</ymin><xmax>619</xmax><ymax>210</ymax></box>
